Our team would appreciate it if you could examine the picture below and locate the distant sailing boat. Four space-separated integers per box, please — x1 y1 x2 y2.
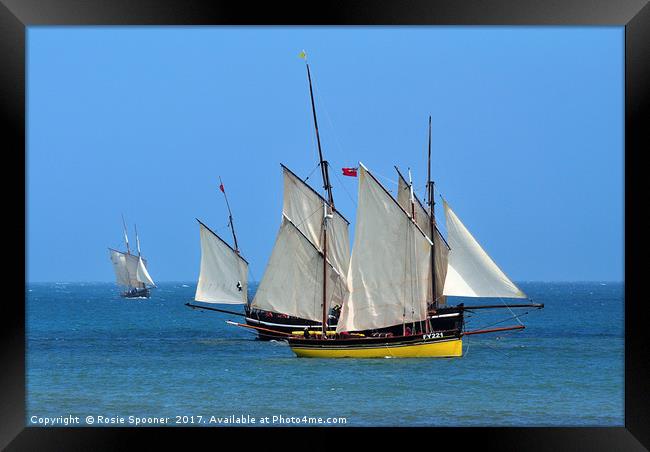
109 216 155 298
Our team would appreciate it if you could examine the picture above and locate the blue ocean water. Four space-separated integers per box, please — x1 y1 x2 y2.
26 281 623 427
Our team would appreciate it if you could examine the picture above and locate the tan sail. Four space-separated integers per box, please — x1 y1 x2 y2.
337 164 433 333
251 215 346 322
109 249 151 288
442 199 526 298
282 165 350 280
136 256 156 287
194 221 248 304
395 168 449 306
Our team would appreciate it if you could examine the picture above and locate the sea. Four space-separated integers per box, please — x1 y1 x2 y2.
26 281 623 427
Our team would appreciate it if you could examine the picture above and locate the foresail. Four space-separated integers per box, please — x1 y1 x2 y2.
251 215 347 322
282 165 350 279
136 256 156 287
337 164 432 333
195 221 248 304
442 200 526 299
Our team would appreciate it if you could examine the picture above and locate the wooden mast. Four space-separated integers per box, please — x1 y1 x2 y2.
303 53 332 337
219 176 240 254
121 214 131 255
427 116 436 331
134 224 141 256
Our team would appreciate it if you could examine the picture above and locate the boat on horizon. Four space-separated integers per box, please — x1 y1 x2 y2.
109 216 156 298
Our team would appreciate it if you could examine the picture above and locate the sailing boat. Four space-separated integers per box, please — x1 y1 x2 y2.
109 216 156 298
286 161 541 358
284 116 542 358
187 178 250 309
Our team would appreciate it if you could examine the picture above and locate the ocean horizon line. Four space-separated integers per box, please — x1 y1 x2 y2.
26 280 625 285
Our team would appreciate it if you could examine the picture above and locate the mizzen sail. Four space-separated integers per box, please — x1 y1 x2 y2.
195 221 248 304
442 200 526 299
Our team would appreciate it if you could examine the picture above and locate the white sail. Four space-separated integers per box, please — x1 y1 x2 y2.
442 200 526 298
251 215 346 322
282 165 350 280
110 249 131 287
337 164 433 333
396 169 450 306
136 256 156 287
109 249 148 288
195 221 248 305
396 172 431 238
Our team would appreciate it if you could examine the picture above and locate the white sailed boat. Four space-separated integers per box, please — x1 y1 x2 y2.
109 216 155 298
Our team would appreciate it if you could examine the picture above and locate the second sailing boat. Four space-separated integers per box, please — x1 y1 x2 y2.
109 216 156 298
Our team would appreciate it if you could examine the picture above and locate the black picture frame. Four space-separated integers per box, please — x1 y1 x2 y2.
3 0 647 449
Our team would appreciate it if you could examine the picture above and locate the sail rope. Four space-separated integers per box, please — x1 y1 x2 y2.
331 167 357 207
463 309 533 332
309 73 359 212
302 162 321 185
373 171 398 190
445 201 527 326
291 205 322 232
310 68 348 168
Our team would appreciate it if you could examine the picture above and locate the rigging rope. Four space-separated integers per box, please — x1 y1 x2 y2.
302 162 321 185
332 168 357 207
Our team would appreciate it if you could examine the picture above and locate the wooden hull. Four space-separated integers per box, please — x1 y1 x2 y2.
288 333 463 359
245 306 463 341
121 287 150 298
244 315 336 340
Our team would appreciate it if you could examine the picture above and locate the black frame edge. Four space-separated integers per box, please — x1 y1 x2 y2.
4 0 648 450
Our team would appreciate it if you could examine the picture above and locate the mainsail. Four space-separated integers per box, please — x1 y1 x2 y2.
109 249 153 288
195 221 248 304
337 164 433 333
396 168 450 306
251 215 346 322
442 199 526 298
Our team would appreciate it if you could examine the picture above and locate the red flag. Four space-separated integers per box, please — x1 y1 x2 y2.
219 183 225 193
342 167 358 177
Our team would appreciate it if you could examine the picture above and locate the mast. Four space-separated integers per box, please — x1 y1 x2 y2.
322 207 328 337
408 168 415 335
121 214 131 255
304 56 334 208
219 176 240 254
134 224 141 256
427 116 437 318
303 52 332 337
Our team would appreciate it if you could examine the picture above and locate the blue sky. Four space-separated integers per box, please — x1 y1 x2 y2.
27 26 623 282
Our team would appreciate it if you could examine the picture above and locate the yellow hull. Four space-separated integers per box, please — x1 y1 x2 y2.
291 338 463 359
